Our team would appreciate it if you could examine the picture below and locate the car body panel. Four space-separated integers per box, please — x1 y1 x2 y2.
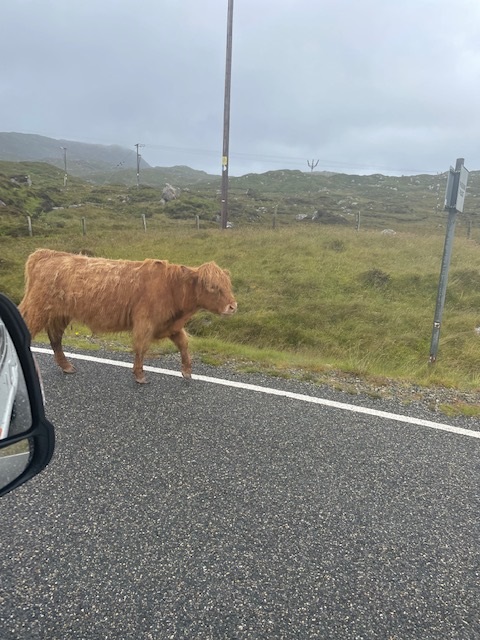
0 318 19 440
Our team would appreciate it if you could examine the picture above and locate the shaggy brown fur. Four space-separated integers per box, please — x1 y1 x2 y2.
19 248 237 383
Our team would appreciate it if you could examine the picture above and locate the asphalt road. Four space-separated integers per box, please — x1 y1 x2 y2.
1 348 479 639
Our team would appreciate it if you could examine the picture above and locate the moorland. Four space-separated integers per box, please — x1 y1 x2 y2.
2 158 480 416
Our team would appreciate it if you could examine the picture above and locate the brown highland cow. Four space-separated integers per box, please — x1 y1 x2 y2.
19 249 237 383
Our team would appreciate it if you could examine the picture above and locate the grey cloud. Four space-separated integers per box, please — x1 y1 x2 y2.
1 0 480 176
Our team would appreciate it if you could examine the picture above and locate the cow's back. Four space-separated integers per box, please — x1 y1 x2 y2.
19 249 166 333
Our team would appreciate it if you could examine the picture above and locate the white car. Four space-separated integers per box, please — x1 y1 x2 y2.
0 317 19 440
0 293 55 497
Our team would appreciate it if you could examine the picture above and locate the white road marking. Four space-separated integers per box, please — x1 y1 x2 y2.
32 347 480 440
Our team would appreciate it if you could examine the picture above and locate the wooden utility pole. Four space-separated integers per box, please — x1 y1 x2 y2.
60 146 67 187
220 0 234 229
135 143 145 188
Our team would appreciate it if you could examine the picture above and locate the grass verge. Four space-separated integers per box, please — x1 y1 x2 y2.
3 225 480 416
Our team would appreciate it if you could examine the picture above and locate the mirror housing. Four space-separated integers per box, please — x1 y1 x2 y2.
0 294 55 497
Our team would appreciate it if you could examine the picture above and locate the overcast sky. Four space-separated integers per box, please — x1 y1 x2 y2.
2 0 480 176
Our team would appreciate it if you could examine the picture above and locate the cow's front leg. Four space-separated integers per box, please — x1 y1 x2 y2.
169 329 192 379
133 352 148 383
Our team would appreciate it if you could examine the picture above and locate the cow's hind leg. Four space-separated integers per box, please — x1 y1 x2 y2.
18 301 48 340
169 329 192 379
132 325 154 384
47 318 76 374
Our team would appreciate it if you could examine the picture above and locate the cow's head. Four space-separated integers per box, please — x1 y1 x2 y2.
194 262 237 316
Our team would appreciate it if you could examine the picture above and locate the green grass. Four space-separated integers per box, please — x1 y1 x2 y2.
3 224 480 401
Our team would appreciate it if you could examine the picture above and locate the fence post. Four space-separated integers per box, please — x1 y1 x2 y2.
196 215 200 230
142 214 147 232
82 217 87 236
26 215 33 237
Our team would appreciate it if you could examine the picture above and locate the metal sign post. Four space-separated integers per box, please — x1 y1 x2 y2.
429 157 469 363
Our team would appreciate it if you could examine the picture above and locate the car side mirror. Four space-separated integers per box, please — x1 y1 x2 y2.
0 294 55 497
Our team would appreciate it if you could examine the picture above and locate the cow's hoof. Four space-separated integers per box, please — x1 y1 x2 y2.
182 371 192 380
62 364 76 374
135 376 149 384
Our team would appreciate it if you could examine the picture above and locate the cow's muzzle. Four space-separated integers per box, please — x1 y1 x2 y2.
222 302 237 315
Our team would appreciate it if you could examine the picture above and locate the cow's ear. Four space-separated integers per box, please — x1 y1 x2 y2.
181 265 197 282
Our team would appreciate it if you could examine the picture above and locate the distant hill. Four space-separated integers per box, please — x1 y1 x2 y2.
0 132 151 177
0 132 221 186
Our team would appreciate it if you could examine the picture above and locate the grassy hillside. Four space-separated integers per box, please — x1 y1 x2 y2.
2 132 479 236
98 166 480 236
87 165 218 188
2 159 480 413
2 156 480 236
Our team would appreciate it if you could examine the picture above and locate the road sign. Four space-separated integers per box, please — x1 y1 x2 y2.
444 163 469 212
455 165 469 212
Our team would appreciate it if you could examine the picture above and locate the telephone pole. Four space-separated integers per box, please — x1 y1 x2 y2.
220 0 234 229
135 143 145 188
